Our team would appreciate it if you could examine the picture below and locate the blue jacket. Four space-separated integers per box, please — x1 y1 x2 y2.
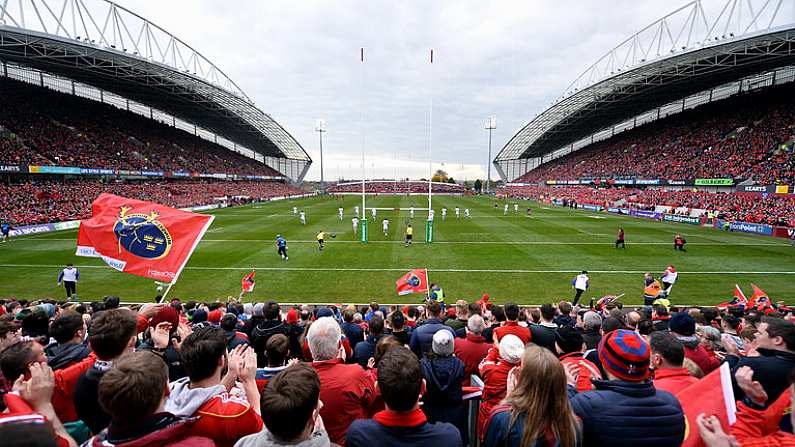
569 379 684 447
420 355 467 445
409 318 456 358
346 419 462 447
483 404 582 447
352 334 384 368
341 321 364 350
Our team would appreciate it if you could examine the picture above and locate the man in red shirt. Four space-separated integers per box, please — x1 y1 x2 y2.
164 327 262 447
649 332 697 395
453 314 490 386
0 337 96 424
308 316 375 445
492 303 532 345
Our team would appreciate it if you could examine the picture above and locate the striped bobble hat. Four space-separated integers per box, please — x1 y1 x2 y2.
598 329 650 382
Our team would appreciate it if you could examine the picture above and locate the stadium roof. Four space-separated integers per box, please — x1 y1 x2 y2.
0 0 310 165
497 0 795 166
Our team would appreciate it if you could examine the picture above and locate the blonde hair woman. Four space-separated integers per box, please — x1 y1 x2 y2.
482 344 581 447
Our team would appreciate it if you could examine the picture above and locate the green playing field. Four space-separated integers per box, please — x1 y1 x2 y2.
1 195 792 305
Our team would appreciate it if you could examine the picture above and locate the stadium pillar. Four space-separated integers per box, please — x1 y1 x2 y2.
315 120 326 192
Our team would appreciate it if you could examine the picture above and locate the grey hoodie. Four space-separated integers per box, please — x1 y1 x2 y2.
164 377 226 417
234 426 332 447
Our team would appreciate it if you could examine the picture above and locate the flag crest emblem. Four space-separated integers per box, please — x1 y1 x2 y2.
114 206 172 259
406 274 422 287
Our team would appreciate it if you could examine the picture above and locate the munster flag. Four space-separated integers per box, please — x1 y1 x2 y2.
677 362 736 447
748 284 772 310
396 269 429 296
76 193 214 283
242 271 256 292
717 284 747 310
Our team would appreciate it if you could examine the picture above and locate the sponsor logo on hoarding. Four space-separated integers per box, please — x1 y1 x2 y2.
546 180 557 185
0 165 21 172
79 168 115 175
663 214 700 225
9 223 56 237
171 172 191 177
739 185 769 192
613 179 635 185
141 171 164 177
29 165 82 175
607 207 630 214
729 221 773 235
775 185 790 194
635 179 660 185
695 178 733 186
581 204 603 211
631 210 661 219
666 180 688 185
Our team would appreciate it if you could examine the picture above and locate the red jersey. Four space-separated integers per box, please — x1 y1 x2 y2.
559 352 602 392
312 358 375 445
617 229 625 240
493 321 532 345
477 348 519 439
188 392 263 447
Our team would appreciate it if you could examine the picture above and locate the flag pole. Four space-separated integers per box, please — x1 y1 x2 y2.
159 215 214 303
360 47 366 220
425 268 431 302
427 49 433 212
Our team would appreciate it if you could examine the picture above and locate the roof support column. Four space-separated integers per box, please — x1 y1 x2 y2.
71 80 75 96
39 71 43 87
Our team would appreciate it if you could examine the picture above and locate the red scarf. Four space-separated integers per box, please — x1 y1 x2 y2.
373 407 427 427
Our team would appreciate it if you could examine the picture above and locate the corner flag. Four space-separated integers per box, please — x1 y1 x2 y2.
396 269 429 296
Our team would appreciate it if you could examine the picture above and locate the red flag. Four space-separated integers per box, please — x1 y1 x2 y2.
241 271 256 292
677 362 736 447
717 284 747 310
396 269 429 296
748 284 771 310
76 193 213 283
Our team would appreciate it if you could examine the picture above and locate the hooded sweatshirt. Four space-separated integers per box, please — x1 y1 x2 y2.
234 426 332 447
46 342 90 370
166 377 263 447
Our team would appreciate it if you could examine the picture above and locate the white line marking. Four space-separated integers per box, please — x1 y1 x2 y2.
6 239 787 246
0 264 792 274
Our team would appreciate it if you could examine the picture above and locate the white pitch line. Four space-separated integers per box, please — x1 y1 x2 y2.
5 238 788 246
0 264 793 274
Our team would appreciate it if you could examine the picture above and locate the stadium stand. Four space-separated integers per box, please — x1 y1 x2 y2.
502 185 795 226
512 82 795 186
328 180 464 194
0 78 282 177
0 297 792 446
1 180 304 226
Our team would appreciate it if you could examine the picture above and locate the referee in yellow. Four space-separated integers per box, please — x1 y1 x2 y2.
405 224 413 246
317 230 325 251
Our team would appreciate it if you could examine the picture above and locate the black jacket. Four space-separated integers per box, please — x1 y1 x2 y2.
74 363 112 434
727 348 795 407
46 342 91 371
569 379 685 447
251 319 289 366
341 321 364 350
530 323 557 353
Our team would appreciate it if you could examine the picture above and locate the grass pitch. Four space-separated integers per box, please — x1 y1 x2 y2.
1 195 793 305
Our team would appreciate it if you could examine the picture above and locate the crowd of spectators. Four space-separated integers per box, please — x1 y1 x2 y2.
328 181 463 194
503 185 795 226
514 82 795 185
1 180 304 226
0 78 282 177
0 294 792 447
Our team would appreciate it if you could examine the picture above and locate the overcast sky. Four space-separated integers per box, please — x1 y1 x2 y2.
119 0 680 181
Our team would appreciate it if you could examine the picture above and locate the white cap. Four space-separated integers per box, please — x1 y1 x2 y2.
499 334 525 364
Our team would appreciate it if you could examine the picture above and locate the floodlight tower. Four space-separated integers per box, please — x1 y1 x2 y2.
485 116 497 193
314 119 326 191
